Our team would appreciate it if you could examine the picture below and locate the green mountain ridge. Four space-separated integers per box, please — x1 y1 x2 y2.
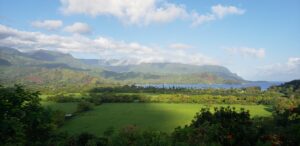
105 63 243 82
0 58 11 66
0 47 89 69
0 47 245 89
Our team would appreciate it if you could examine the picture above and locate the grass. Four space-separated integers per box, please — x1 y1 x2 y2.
52 103 272 136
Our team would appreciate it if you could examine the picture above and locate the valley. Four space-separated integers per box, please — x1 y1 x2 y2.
1 1 299 145
0 47 245 92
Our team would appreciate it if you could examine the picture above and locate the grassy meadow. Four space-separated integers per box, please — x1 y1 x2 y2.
43 102 272 136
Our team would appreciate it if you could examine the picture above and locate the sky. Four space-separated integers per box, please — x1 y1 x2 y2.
0 0 299 81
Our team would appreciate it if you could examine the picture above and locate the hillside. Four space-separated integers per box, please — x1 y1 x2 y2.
0 46 89 69
104 63 243 82
0 58 11 66
269 80 300 98
0 47 245 89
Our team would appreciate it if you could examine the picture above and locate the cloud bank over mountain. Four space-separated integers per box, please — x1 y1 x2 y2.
0 24 217 65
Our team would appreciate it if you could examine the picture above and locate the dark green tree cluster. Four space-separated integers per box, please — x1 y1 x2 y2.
88 93 143 103
86 92 280 105
172 107 258 146
0 85 57 146
76 101 94 113
86 85 283 105
171 106 300 146
269 80 300 99
47 94 82 102
89 85 267 95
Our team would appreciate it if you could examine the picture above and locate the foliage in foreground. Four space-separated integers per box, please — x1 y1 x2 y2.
172 107 257 146
0 85 57 146
1 85 300 146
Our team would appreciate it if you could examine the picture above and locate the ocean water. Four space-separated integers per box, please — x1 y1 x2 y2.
137 82 283 90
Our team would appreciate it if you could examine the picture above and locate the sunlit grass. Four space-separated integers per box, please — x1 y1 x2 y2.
49 103 272 136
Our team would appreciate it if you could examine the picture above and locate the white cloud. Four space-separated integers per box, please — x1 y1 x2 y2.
31 20 63 30
287 57 300 68
64 22 91 34
60 0 244 26
192 13 216 26
169 43 193 50
60 0 187 25
0 24 217 65
211 4 245 18
226 47 265 58
253 57 300 81
192 4 245 26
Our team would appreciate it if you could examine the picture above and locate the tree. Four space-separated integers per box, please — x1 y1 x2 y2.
0 85 56 146
272 105 300 146
172 107 258 146
77 101 94 113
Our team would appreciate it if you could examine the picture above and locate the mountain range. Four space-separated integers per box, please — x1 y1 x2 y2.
0 47 245 89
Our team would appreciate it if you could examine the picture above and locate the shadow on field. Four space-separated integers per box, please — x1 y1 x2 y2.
59 86 273 136
61 102 200 136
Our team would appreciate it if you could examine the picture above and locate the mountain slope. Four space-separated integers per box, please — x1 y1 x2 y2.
0 47 245 86
104 63 244 82
106 63 228 74
0 58 11 66
0 46 89 69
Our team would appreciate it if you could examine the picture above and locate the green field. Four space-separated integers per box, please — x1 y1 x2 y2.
45 103 272 136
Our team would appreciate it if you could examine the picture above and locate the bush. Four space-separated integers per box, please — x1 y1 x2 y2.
65 132 108 146
77 101 94 113
89 93 145 103
172 107 258 146
51 110 65 127
0 85 56 146
47 94 80 102
111 125 170 146
271 105 300 146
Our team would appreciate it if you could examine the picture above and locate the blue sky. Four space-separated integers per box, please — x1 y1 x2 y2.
0 0 299 81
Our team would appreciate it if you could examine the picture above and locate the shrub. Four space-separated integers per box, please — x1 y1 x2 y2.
111 125 170 146
0 85 56 146
47 94 80 102
65 132 108 146
172 107 258 146
51 110 65 127
76 101 94 113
